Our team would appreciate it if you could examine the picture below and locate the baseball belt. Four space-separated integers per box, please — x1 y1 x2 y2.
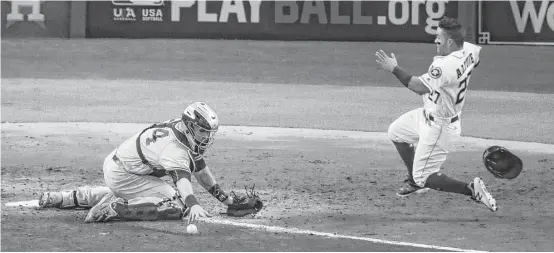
423 110 459 124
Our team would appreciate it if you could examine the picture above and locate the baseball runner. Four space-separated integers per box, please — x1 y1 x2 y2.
38 102 263 222
375 17 498 211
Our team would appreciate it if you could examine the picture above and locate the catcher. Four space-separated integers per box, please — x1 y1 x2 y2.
38 102 263 223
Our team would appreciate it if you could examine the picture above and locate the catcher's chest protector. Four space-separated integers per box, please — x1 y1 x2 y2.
482 146 523 179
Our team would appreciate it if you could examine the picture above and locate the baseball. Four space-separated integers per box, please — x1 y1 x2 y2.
186 224 198 234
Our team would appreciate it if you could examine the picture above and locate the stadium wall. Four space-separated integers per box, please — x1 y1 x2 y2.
1 1 71 38
476 0 554 45
85 1 458 42
2 0 554 46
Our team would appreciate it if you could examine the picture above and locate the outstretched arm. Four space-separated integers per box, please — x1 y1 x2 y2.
193 166 234 206
375 50 431 95
168 170 212 223
194 166 265 217
391 66 431 95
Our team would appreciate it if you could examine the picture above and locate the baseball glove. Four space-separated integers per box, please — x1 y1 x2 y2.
224 184 264 217
483 146 523 180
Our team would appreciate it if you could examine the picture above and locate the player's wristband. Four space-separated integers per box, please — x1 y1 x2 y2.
208 184 229 203
184 194 200 208
392 66 412 88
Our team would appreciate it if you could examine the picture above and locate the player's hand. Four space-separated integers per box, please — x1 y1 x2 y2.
375 50 398 72
187 205 212 223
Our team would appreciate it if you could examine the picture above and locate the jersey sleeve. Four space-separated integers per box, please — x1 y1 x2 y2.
463 42 482 68
473 45 482 68
418 60 453 90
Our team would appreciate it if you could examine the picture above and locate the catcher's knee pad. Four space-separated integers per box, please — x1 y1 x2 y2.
111 198 184 221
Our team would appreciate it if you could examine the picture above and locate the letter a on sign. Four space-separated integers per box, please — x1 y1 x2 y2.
6 0 45 29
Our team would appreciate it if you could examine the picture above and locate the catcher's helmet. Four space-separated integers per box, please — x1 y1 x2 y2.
482 146 523 180
181 102 219 155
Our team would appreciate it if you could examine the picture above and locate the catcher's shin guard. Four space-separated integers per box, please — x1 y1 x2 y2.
39 186 111 209
110 198 185 221
39 190 80 209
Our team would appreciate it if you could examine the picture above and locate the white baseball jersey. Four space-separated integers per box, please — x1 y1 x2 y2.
114 118 205 176
418 42 482 118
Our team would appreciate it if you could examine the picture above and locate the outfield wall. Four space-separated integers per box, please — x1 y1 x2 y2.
1 1 71 38
477 0 554 45
1 0 553 45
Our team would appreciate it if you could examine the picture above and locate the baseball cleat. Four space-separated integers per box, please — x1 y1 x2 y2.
396 180 430 197
470 177 498 212
38 192 63 208
84 194 122 223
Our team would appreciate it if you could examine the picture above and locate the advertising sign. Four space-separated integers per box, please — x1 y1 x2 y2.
87 0 458 42
478 0 554 45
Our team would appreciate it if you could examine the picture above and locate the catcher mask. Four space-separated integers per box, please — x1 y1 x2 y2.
182 102 219 155
482 146 523 180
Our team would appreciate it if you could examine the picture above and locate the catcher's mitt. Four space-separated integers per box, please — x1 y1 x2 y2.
483 146 523 179
224 184 264 217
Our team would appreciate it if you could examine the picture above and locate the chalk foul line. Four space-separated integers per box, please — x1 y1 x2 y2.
4 200 39 207
200 218 486 252
5 200 486 252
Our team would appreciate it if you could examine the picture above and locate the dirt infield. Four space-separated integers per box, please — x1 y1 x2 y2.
2 123 554 251
3 78 554 144
2 39 554 251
